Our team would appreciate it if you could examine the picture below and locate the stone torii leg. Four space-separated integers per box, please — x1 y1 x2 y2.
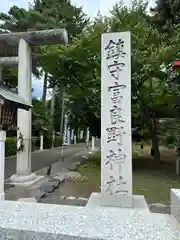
0 66 2 82
0 65 5 199
11 39 36 183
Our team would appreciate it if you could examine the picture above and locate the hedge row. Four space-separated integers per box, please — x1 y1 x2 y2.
5 136 62 157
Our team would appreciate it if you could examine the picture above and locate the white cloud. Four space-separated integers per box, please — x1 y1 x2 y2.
98 0 131 16
71 0 156 18
71 0 131 18
32 73 52 100
1 0 119 18
1 0 32 13
2 0 156 15
32 76 43 98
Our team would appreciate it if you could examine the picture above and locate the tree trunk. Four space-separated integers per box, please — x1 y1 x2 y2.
51 87 56 148
60 89 65 138
151 116 160 162
151 133 160 162
42 72 48 104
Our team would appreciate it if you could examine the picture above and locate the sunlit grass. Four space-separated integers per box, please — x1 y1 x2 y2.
76 146 180 204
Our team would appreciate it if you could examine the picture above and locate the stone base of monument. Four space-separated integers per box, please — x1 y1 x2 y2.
10 174 44 187
171 188 180 223
86 192 150 212
0 193 4 200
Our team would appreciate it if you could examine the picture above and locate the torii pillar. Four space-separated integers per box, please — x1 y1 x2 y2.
0 29 68 184
0 66 2 82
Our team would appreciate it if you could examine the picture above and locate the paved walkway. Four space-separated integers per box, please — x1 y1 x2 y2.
5 146 89 201
5 143 87 180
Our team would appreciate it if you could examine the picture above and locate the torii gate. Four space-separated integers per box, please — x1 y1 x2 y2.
0 29 68 185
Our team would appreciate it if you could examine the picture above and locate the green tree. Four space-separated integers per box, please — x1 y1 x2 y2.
42 1 180 160
31 0 89 40
32 98 52 133
150 0 180 32
0 0 88 99
0 0 89 135
107 1 180 161
40 17 108 137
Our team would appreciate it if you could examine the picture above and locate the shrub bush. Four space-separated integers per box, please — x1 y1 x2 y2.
5 137 40 157
69 138 85 144
5 136 62 157
54 137 62 147
32 137 39 151
77 138 85 143
43 136 52 149
5 137 16 157
88 151 101 167
43 136 62 149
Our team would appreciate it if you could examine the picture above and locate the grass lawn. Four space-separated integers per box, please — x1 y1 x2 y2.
133 168 180 204
76 146 180 204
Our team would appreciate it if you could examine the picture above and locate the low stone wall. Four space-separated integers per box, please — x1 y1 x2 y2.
171 189 180 223
0 200 180 239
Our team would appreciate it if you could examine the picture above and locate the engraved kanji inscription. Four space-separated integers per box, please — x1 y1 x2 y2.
105 149 126 170
119 175 127 185
110 106 125 124
105 39 126 60
108 61 125 81
106 127 126 143
108 82 126 91
105 38 126 80
108 83 126 105
105 175 128 195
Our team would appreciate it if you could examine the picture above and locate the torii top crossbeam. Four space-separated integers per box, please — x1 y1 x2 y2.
0 29 68 56
0 57 18 67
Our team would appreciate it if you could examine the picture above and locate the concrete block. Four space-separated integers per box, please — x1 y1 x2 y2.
0 201 179 239
171 189 180 223
100 192 133 208
18 197 37 203
10 175 44 187
86 192 150 213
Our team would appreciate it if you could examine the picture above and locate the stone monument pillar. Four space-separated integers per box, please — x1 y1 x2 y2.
40 134 44 151
87 32 149 211
100 32 132 207
0 130 6 200
86 127 90 147
80 130 83 139
63 114 70 145
71 129 74 142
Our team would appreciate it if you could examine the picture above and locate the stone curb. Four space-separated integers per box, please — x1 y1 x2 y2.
60 196 89 203
148 203 170 213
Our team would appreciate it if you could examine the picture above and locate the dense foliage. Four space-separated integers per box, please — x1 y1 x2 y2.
1 0 180 159
5 136 62 157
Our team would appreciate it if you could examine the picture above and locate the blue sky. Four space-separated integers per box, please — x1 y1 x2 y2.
2 0 155 98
